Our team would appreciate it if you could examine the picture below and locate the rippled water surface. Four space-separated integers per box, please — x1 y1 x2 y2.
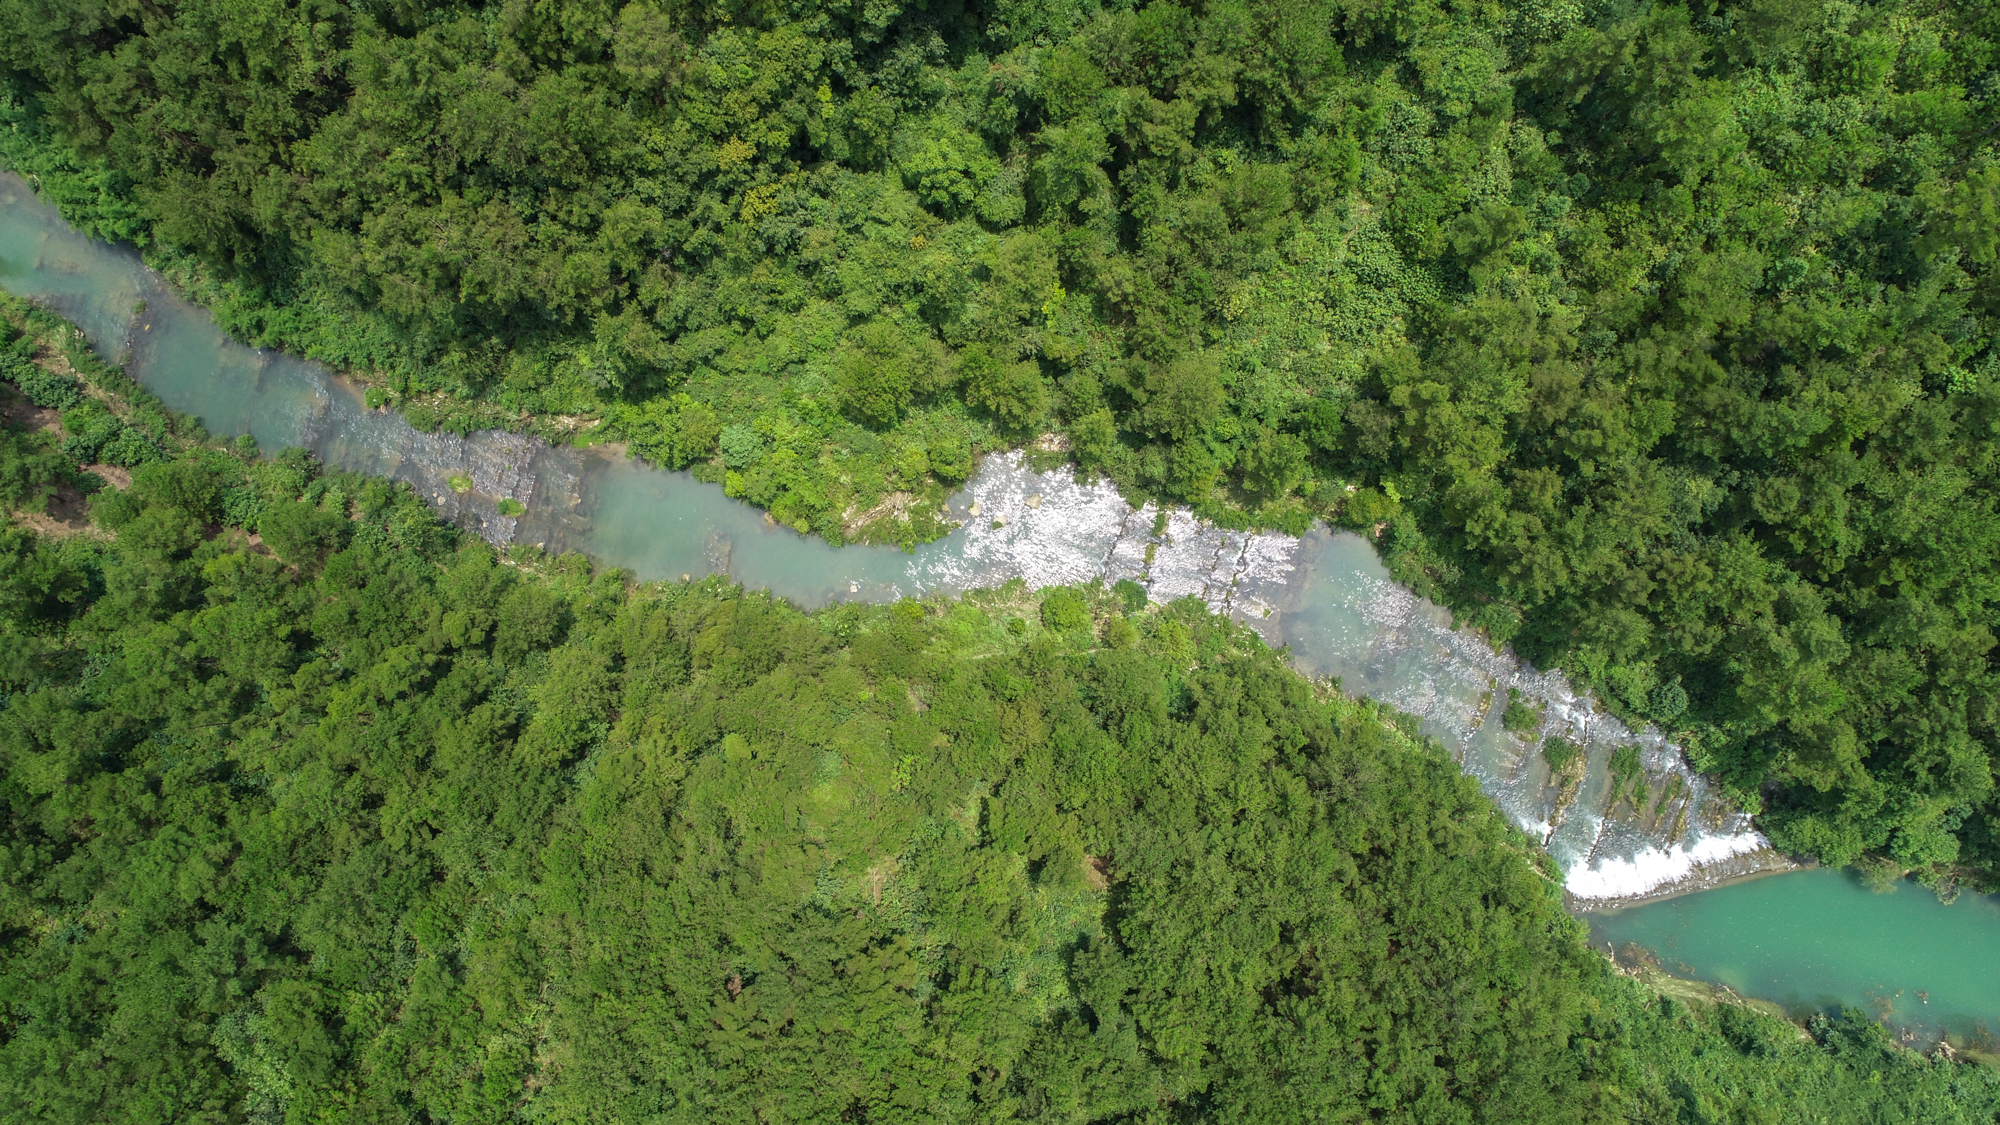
0 171 1810 910
1592 868 2000 1042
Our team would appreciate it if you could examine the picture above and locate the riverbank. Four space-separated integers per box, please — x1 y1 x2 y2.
0 160 1793 916
8 250 2000 1061
1590 866 2000 1054
0 168 1771 907
1606 946 2000 1068
134 202 1338 553
10 353 1995 1119
1595 945 2000 1067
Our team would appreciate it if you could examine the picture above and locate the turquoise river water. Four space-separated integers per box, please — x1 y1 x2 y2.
1 171 1994 1045
1591 869 2000 1047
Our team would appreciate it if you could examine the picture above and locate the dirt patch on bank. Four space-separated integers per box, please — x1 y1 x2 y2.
9 477 111 540
1083 855 1113 891
864 858 898 905
841 491 913 536
1 392 58 433
82 463 130 490
1 372 126 540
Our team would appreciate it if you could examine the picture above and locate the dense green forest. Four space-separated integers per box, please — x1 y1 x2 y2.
3 328 1998 1122
4 0 2000 892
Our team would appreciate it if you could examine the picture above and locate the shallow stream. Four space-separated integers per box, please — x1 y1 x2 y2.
3 170 1993 1042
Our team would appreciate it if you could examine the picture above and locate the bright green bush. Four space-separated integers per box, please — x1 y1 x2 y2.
1543 736 1583 775
1039 585 1092 632
1503 689 1543 735
4 357 81 410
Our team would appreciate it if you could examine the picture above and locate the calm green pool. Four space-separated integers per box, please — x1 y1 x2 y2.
1588 868 2000 1042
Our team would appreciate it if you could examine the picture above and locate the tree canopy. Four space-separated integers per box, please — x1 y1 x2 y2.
5 0 2000 882
5 338 1998 1122
3 0 2000 876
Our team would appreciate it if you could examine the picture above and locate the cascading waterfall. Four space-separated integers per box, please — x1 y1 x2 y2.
0 171 1779 903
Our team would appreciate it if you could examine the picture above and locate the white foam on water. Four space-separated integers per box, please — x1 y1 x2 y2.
1264 530 1777 902
910 453 1308 613
1101 506 1155 585
1229 532 1302 617
911 451 1135 592
1563 828 1771 900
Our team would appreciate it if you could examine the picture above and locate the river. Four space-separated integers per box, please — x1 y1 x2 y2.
1591 868 2000 1049
1 170 1992 1044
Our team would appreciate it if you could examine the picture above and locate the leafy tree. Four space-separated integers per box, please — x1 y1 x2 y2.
837 321 925 429
1039 585 1092 631
259 499 348 567
962 346 1049 433
1132 355 1225 444
1238 427 1309 496
0 428 69 512
622 393 719 470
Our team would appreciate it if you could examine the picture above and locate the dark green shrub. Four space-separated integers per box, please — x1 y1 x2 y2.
10 362 83 410
259 498 349 566
1113 578 1147 614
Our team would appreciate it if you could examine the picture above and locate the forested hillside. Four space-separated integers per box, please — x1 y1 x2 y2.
4 0 2000 987
4 335 1998 1123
